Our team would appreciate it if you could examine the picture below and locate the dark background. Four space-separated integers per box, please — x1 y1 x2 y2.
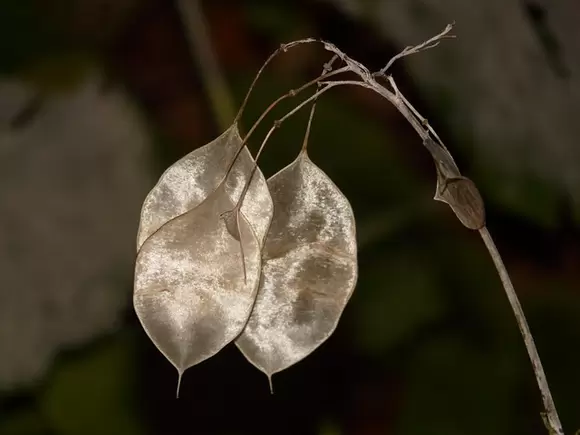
1 1 579 434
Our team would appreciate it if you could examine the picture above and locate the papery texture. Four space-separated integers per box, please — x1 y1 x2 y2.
134 123 274 382
134 181 262 375
424 137 486 230
436 175 486 230
236 151 357 381
136 123 272 249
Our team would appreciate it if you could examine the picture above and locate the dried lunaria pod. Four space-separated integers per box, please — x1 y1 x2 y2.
136 123 272 249
236 102 357 391
134 122 272 395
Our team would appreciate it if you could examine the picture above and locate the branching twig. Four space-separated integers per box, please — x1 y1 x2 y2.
377 23 455 75
230 57 344 213
224 66 350 178
234 38 318 123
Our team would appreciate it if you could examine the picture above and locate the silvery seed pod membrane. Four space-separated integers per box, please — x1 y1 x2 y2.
134 182 262 394
133 123 273 395
136 123 273 250
236 149 358 390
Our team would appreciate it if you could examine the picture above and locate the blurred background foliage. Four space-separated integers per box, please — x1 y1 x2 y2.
0 0 579 434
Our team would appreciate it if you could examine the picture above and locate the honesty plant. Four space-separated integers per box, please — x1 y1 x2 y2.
133 24 564 435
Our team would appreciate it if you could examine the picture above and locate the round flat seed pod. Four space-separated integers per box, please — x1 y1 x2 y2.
134 182 262 394
236 151 358 388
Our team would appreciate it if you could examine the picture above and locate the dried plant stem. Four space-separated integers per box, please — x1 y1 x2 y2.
237 80 352 184
317 25 564 434
479 227 564 435
378 23 455 75
301 93 318 153
176 0 235 131
224 66 349 179
230 59 345 211
239 67 348 148
301 56 337 152
229 74 350 219
234 38 317 123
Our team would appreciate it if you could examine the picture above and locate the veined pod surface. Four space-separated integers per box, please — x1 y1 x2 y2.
236 150 358 388
133 123 272 395
136 123 273 250
134 181 262 392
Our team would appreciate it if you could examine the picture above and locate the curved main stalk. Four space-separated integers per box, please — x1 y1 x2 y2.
479 228 564 435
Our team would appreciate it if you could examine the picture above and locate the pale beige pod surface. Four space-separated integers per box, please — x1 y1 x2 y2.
236 150 358 385
134 181 262 384
136 123 273 250
133 123 272 393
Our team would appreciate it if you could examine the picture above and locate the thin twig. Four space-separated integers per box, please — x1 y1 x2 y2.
222 59 347 284
240 67 348 150
301 55 338 153
234 38 318 123
301 99 317 153
377 23 455 75
176 0 235 131
230 60 347 211
479 227 564 435
385 75 449 153
224 66 349 178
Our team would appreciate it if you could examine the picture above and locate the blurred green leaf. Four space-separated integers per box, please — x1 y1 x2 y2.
244 1 304 41
19 52 96 93
319 419 342 435
430 233 519 341
351 248 447 355
396 334 520 435
0 409 47 435
40 333 144 435
525 288 580 431
482 170 562 229
0 0 95 93
0 0 57 75
0 0 75 77
309 95 423 204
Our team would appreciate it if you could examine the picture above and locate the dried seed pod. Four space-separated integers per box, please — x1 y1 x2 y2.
424 137 486 230
136 123 272 249
133 123 273 395
435 174 486 230
236 150 358 389
134 181 262 394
